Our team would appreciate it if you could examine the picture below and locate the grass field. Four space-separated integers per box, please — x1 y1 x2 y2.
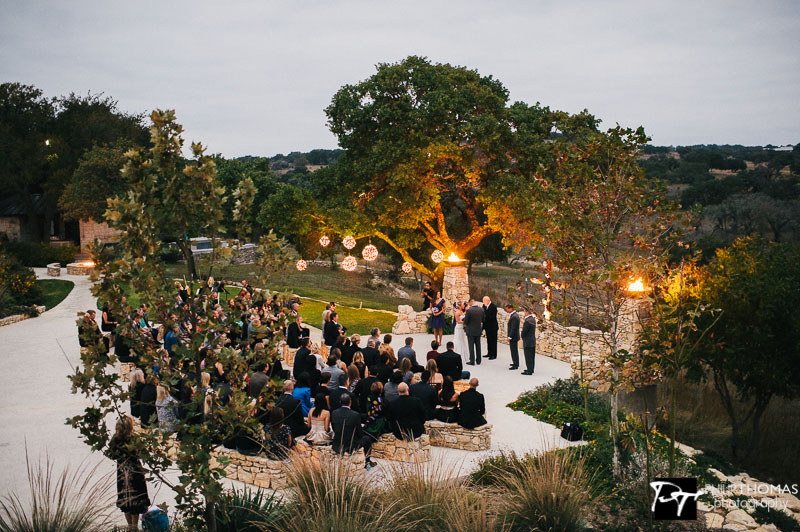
36 279 74 310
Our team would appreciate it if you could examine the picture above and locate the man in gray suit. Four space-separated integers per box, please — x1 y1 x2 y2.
521 307 537 375
462 298 485 365
505 304 520 370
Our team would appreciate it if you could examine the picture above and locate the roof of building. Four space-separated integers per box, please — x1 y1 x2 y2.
0 194 46 217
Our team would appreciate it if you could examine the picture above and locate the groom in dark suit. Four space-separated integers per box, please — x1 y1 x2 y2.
462 299 485 365
505 304 520 370
482 296 498 360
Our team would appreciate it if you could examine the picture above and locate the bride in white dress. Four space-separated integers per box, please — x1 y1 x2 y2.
452 297 469 361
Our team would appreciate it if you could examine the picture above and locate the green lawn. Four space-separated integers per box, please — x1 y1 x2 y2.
297 299 396 336
36 279 74 310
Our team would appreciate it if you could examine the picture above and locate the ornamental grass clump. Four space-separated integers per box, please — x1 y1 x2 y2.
0 452 116 532
500 449 595 532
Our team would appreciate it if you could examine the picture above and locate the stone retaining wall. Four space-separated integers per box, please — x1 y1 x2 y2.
424 420 491 451
370 433 431 463
392 305 431 335
0 305 46 327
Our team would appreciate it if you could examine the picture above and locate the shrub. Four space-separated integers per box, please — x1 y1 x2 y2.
0 241 78 267
472 450 539 487
214 486 283 532
0 453 115 532
0 251 42 317
499 449 595 532
752 505 800 532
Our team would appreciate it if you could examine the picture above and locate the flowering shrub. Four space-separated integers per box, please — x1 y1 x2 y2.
0 251 41 317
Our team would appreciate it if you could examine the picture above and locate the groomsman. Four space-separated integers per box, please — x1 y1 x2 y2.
482 296 498 360
463 299 485 365
505 304 520 370
521 308 537 375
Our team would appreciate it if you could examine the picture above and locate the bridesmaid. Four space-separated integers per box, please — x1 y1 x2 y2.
429 291 446 345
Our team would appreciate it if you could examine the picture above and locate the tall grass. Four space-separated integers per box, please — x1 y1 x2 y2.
0 452 116 532
215 486 283 532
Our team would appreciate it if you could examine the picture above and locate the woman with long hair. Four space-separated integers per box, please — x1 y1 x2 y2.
379 343 398 367
399 357 414 386
304 392 334 445
352 351 366 379
452 296 469 362
436 376 460 423
429 291 446 345
108 416 151 532
347 364 361 393
426 359 444 391
265 406 293 459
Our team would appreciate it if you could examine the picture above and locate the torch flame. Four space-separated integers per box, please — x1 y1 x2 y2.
80 261 95 267
446 252 462 263
627 278 647 293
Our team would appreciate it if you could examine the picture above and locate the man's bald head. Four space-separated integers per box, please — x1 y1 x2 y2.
398 382 409 395
469 378 479 388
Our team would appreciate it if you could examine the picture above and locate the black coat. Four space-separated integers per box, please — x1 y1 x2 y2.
376 363 393 384
409 382 438 421
458 388 487 429
286 323 308 349
331 406 363 454
323 320 342 346
139 383 158 427
361 347 380 368
385 395 427 440
437 350 464 381
274 393 309 437
522 315 537 348
482 302 498 332
507 311 521 342
292 346 312 378
354 376 377 413
329 386 357 412
463 305 485 337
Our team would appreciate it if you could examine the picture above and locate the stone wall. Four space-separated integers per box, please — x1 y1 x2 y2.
424 420 491 451
370 433 431 463
230 246 257 265
0 217 22 240
392 305 431 335
442 266 469 315
0 305 46 327
79 218 120 254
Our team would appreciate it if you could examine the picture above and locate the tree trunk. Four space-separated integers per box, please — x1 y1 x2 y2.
178 239 198 280
610 365 621 479
205 498 217 532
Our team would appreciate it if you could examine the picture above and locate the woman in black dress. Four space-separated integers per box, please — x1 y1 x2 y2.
265 407 293 460
108 416 150 532
435 377 460 423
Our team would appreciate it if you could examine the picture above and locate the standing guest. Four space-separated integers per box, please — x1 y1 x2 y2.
410 370 438 421
462 299 485 366
361 338 381 368
398 337 424 372
155 385 179 433
101 303 118 346
304 392 334 445
383 370 403 403
429 291 446 345
292 373 313 416
139 376 158 427
437 342 470 381
362 382 388 464
458 378 487 429
385 383 427 440
78 310 108 354
275 380 310 438
265 407 294 460
435 377 460 423
426 340 440 362
482 296 499 360
521 308 537 375
129 369 145 419
505 304 521 370
322 302 335 331
108 416 150 532
421 281 435 310
323 312 343 348
426 359 444 390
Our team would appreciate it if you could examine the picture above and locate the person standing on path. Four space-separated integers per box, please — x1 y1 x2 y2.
429 291 446 346
521 308 537 375
463 299 485 366
482 296 498 360
505 304 520 370
108 416 151 532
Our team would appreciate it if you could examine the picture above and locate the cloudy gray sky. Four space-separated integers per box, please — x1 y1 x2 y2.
2 1 798 157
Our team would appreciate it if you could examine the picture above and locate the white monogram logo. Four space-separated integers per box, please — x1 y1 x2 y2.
650 481 702 517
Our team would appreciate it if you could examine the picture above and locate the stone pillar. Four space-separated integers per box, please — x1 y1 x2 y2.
442 265 469 314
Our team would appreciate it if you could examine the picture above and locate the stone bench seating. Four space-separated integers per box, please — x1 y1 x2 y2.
424 420 492 451
369 433 431 463
46 263 61 276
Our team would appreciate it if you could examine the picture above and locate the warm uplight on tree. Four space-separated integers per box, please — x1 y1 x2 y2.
342 236 356 250
296 259 307 271
342 255 357 271
401 261 412 274
431 250 444 263
627 278 648 293
319 235 330 247
362 244 378 261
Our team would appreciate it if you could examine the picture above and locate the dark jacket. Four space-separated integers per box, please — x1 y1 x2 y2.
458 388 487 429
139 383 158 427
521 315 536 348
482 302 498 332
274 393 309 437
463 305 485 337
437 350 464 381
507 311 521 342
329 386 357 412
409 382 438 420
354 376 377 414
376 363 393 384
323 320 342 346
286 323 308 349
385 395 427 440
361 347 380 368
292 346 312 378
331 406 363 454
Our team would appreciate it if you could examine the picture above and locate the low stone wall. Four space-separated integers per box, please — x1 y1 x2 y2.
0 305 46 327
392 305 431 335
370 433 431 463
424 420 491 451
47 263 61 276
537 320 608 363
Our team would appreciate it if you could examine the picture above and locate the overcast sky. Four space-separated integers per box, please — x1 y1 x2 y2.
2 1 798 157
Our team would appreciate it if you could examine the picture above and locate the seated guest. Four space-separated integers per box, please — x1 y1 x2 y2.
156 385 179 433
164 323 182 356
361 338 381 367
426 359 444 391
399 357 414 386
347 364 361 394
330 394 374 468
236 406 265 456
382 333 392 348
248 363 269 399
352 351 367 379
344 334 362 368
325 355 345 390
435 377 460 423
458 378 487 429
330 373 356 411
397 337 425 372
286 315 309 349
292 373 313 416
385 383 427 440
78 310 109 354
313 373 332 409
129 368 145 419
437 342 470 381
265 407 294 460
426 340 440 362
376 353 394 384
380 344 398 367
384 370 403 403
409 370 438 421
304 393 334 445
353 366 378 414
368 328 381 349
274 380 310 438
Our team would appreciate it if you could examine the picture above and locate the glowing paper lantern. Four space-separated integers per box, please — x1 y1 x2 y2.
341 255 357 271
296 259 307 271
362 244 378 261
401 261 413 274
431 250 444 263
319 235 330 247
342 236 356 250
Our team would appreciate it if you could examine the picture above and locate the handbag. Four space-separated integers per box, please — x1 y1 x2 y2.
560 422 584 442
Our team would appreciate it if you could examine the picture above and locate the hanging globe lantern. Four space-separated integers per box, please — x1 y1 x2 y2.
431 250 444 263
401 261 413 274
296 259 307 271
319 235 330 247
362 244 378 261
341 255 357 271
342 235 356 250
